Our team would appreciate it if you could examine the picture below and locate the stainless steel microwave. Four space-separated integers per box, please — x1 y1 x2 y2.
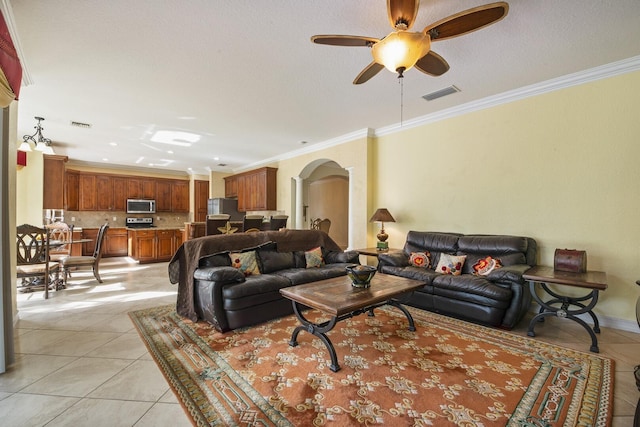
126 199 156 214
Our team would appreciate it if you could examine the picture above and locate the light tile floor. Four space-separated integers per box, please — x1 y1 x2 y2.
1 257 639 426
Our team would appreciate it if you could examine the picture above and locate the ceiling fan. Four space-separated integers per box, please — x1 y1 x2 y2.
311 0 509 84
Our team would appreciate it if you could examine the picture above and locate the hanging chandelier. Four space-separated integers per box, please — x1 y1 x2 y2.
20 116 55 154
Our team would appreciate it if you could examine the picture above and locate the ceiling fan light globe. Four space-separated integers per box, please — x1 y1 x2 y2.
372 31 430 74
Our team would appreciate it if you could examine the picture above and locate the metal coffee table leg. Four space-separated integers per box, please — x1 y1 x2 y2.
289 301 341 372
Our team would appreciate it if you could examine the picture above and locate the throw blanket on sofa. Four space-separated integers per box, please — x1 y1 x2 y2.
169 229 342 321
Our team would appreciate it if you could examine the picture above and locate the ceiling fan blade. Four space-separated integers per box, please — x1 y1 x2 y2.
414 51 450 76
387 0 419 30
423 2 508 41
311 35 380 47
353 62 385 85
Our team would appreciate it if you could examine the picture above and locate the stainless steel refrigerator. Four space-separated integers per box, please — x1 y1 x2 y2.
207 198 243 221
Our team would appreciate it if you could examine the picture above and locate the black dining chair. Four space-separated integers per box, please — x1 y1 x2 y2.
269 215 288 230
206 214 231 235
16 224 61 299
242 215 264 232
60 223 109 285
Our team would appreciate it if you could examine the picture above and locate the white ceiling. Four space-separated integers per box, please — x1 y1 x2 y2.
9 0 640 176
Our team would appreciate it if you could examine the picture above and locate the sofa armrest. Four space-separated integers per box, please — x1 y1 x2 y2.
194 266 245 284
378 252 409 268
325 250 360 264
193 266 246 332
486 264 530 284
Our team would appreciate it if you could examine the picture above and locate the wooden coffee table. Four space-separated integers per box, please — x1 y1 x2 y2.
280 273 423 372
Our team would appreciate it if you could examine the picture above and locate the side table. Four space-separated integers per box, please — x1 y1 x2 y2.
523 265 607 353
354 247 400 267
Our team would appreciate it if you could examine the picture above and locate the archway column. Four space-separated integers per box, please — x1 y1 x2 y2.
294 176 304 229
345 167 355 250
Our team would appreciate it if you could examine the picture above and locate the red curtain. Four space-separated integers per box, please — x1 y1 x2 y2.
0 10 22 101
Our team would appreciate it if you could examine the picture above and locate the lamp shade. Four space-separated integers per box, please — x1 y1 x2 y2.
369 208 396 223
371 31 431 74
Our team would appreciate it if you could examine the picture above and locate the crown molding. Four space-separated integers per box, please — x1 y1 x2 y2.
374 55 640 138
235 127 373 174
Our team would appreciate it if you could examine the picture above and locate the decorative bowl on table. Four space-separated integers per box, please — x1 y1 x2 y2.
346 265 377 288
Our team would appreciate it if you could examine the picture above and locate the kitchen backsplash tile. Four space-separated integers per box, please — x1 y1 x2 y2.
66 211 189 229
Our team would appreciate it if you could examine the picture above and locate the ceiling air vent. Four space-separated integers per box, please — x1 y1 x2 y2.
70 121 92 128
422 85 460 101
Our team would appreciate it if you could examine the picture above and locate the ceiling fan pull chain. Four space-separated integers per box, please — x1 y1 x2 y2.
399 73 404 126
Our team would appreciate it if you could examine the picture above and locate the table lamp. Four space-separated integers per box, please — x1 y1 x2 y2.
369 208 396 251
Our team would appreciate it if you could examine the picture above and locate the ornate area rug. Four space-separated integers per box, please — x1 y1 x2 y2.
129 305 613 426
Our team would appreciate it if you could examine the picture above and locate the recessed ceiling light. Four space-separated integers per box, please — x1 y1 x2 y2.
135 157 144 164
109 142 118 146
167 150 174 154
178 116 196 120
213 156 219 161
102 158 108 161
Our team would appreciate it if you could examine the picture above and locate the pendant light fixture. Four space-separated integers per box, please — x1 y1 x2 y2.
22 116 55 154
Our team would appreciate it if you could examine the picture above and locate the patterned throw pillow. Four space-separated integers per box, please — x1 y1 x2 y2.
472 256 502 276
435 254 467 276
409 252 431 269
305 246 324 268
229 251 260 276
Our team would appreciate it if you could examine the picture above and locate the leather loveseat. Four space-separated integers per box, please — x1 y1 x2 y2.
169 229 359 332
377 231 537 329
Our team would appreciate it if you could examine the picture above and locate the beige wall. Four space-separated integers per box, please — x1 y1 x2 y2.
370 71 640 324
16 150 44 226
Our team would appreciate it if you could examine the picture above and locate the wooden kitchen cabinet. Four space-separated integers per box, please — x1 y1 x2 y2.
224 175 238 198
66 171 189 213
229 167 277 212
79 174 97 211
43 155 68 209
82 227 127 257
128 229 157 263
128 228 183 263
171 180 189 212
156 229 175 261
112 177 127 211
96 175 114 210
155 179 172 211
127 177 155 199
65 170 79 211
104 227 128 257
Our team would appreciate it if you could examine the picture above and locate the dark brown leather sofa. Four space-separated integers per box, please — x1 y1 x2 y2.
377 231 537 329
169 229 359 332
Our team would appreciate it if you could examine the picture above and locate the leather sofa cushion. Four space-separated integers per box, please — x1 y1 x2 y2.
275 264 352 285
222 274 291 302
258 249 296 273
456 235 529 274
457 235 529 254
325 250 360 264
432 274 512 302
198 252 231 268
379 265 439 286
194 266 244 283
404 231 461 255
